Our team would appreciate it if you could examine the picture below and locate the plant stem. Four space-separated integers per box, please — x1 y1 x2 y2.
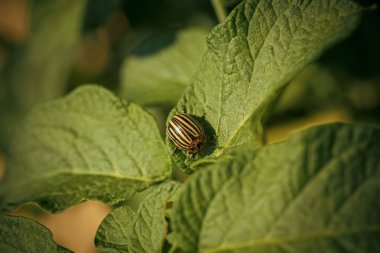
211 0 227 23
168 246 179 253
258 119 267 146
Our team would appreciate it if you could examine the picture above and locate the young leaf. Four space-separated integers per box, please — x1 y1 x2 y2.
0 215 72 253
95 181 181 253
168 0 364 172
169 123 380 252
0 85 171 213
95 206 136 253
0 0 87 152
120 27 209 106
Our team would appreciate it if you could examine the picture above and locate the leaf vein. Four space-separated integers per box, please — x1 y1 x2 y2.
202 226 380 253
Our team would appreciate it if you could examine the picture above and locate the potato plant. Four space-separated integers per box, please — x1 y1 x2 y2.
0 0 379 252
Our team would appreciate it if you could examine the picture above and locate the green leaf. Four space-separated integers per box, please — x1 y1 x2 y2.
95 206 136 253
95 181 181 253
120 27 209 106
169 123 380 252
0 0 87 152
0 85 171 213
168 0 364 172
0 215 72 253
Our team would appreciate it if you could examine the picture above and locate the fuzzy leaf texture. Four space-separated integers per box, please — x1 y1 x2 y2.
0 215 72 253
0 85 171 213
96 206 136 253
120 27 209 106
169 123 380 252
168 0 364 172
0 0 87 152
96 181 181 253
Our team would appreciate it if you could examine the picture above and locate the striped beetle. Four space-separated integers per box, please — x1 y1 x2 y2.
167 113 207 156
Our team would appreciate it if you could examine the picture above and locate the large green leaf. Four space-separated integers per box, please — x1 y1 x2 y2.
168 0 364 173
120 27 209 106
0 0 87 152
0 85 171 213
0 215 72 253
95 181 181 253
169 123 380 252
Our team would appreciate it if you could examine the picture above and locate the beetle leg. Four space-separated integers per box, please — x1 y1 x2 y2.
171 146 177 155
182 105 187 114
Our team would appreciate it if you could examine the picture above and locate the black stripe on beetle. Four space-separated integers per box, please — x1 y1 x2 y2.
167 114 207 154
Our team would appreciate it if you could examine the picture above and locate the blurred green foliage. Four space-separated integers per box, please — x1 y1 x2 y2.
1 0 378 154
270 9 380 125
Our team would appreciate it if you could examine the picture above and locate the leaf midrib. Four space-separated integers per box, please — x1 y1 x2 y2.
201 225 380 253
210 2 363 160
25 171 170 184
198 133 373 252
215 1 294 150
26 122 168 177
3 171 169 200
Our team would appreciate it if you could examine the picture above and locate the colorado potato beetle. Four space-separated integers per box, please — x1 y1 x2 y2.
167 114 207 155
